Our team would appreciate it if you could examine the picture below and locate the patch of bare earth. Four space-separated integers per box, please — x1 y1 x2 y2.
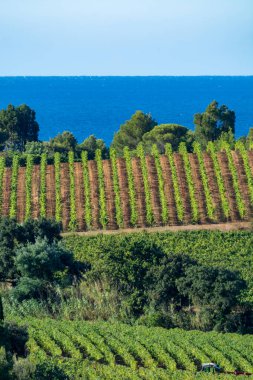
132 157 146 227
160 155 179 225
32 165 40 219
88 160 100 229
74 162 85 231
103 159 117 230
117 158 131 228
146 155 162 226
16 167 26 223
46 164 55 219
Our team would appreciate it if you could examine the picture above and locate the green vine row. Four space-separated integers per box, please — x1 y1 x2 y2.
110 148 124 228
81 151 92 229
25 154 34 221
39 153 47 218
178 142 199 223
123 146 138 226
151 144 168 224
0 156 5 215
165 143 184 223
235 141 253 206
137 143 154 226
68 151 77 231
95 149 108 229
9 155 19 219
54 152 62 223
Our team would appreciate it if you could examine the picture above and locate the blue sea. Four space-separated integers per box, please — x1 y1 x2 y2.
0 76 252 145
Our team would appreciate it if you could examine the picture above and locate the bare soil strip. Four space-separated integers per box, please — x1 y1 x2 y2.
103 159 117 230
88 160 100 229
60 163 70 231
16 167 26 223
46 164 55 219
74 162 85 231
62 221 252 237
159 155 178 225
32 165 40 219
2 167 12 217
132 157 146 227
232 152 252 218
117 158 131 228
146 155 162 226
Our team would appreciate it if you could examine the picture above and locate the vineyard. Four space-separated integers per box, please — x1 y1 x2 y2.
0 142 253 231
10 318 253 379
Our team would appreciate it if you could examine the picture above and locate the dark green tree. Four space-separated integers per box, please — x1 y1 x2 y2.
49 131 77 154
78 135 108 159
111 111 157 155
142 124 194 153
194 100 235 149
0 104 39 151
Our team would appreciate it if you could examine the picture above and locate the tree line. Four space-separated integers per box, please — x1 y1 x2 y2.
0 102 252 162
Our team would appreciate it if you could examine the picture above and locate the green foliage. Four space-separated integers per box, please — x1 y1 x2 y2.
143 124 194 153
207 142 230 219
178 142 199 223
151 144 168 224
235 141 253 205
111 111 157 155
123 147 138 226
39 153 47 218
78 135 108 160
193 142 215 221
110 148 123 228
9 155 19 219
194 100 235 149
68 151 77 231
81 151 92 229
165 143 184 222
137 143 154 225
54 153 61 223
221 142 246 219
49 131 77 155
25 155 34 221
0 104 39 151
0 156 5 215
95 149 108 229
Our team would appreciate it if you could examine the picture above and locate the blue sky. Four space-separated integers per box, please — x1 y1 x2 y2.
0 0 252 75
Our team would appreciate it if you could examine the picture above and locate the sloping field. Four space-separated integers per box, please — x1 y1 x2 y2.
0 143 252 232
11 318 253 379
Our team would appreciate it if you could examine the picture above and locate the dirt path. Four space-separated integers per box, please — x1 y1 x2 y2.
62 221 252 237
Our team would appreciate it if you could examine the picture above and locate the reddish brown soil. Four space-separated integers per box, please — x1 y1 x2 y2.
2 167 11 217
60 163 70 231
117 158 131 228
145 155 162 226
16 167 26 223
131 157 146 227
217 152 239 221
159 155 178 225
88 160 100 229
173 153 192 224
74 163 85 231
31 165 40 219
203 152 223 221
46 164 55 219
102 160 117 230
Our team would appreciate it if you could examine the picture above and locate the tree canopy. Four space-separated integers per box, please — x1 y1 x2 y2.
0 104 39 151
111 111 157 155
78 135 108 159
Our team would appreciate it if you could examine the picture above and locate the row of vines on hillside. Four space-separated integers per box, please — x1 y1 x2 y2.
0 156 5 214
193 142 215 221
110 148 123 228
207 142 230 219
9 155 19 219
81 151 92 229
95 149 108 229
151 144 168 224
68 151 77 231
54 152 62 223
235 141 253 206
178 142 199 223
123 147 138 226
25 154 34 221
221 142 246 219
39 153 47 218
137 143 154 226
165 143 184 223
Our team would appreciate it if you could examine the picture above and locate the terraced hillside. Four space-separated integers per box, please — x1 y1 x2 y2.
11 318 253 379
0 142 252 231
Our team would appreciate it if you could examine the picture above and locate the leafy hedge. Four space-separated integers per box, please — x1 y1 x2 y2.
123 146 138 226
81 151 92 229
137 143 154 226
39 153 47 218
95 149 108 229
68 151 77 231
9 155 19 219
193 142 215 221
221 142 246 219
110 148 123 228
25 154 34 221
207 142 230 219
178 143 199 223
165 143 184 223
151 144 168 224
54 152 62 223
0 156 5 214
235 141 253 206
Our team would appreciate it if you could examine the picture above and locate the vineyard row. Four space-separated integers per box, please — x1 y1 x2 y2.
0 143 252 231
